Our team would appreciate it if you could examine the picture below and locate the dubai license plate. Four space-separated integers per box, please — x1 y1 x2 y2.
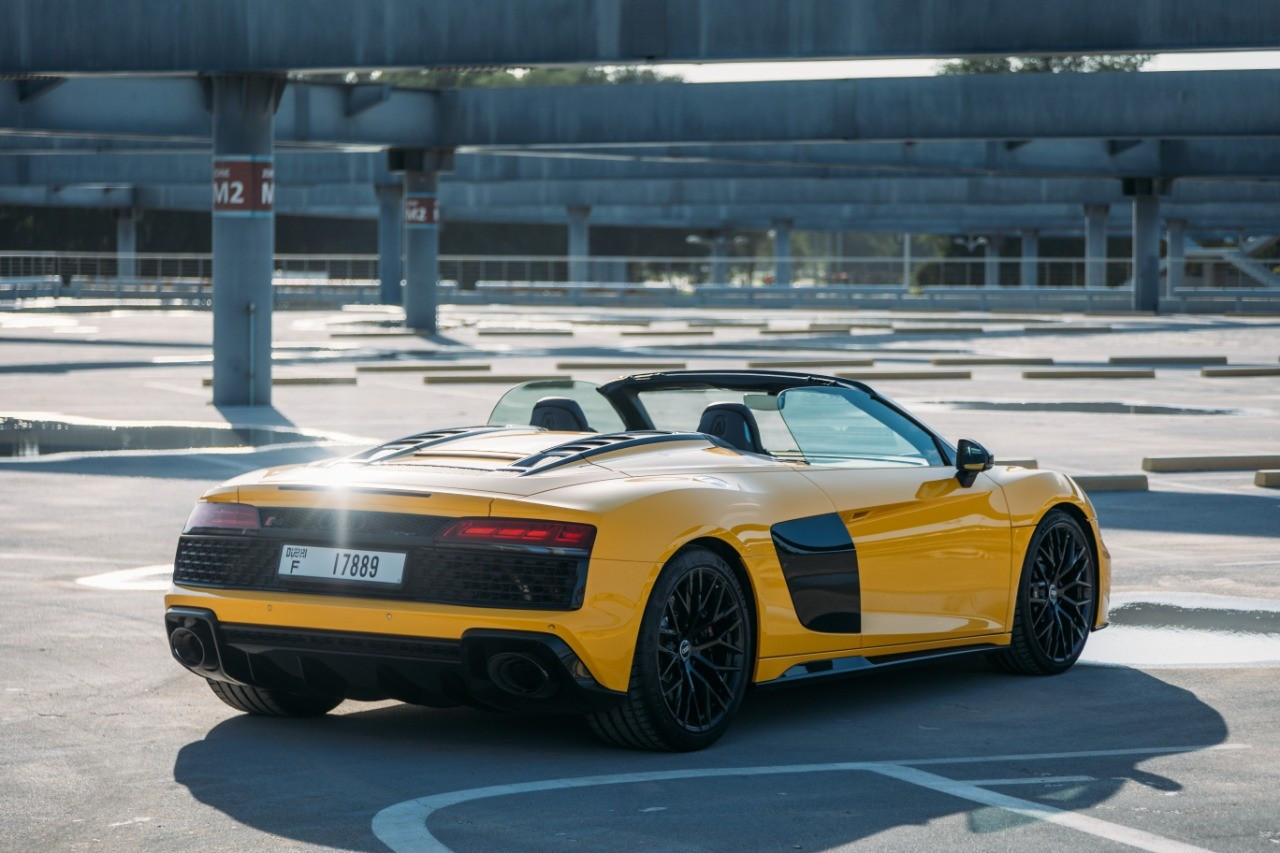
278 544 406 585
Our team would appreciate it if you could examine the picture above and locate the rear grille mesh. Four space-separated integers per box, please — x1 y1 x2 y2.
174 534 586 610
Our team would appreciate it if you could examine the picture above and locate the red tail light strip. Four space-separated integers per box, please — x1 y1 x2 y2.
437 517 596 550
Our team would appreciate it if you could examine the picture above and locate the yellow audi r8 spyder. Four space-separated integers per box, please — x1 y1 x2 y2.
165 370 1109 751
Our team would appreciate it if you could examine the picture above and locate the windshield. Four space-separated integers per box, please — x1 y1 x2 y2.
487 380 626 433
776 386 944 467
634 388 800 453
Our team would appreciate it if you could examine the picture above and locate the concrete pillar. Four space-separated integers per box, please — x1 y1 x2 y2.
773 219 793 287
567 205 590 284
902 232 913 289
1084 203 1109 289
1166 219 1187 297
1019 229 1039 288
210 73 283 407
1131 193 1162 312
376 183 403 305
116 208 139 280
983 237 1000 286
710 230 729 286
403 170 440 331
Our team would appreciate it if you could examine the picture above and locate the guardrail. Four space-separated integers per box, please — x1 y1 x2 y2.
2 252 1278 313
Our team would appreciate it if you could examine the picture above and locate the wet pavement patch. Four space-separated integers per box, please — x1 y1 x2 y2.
926 401 1253 416
1082 594 1280 667
0 416 317 458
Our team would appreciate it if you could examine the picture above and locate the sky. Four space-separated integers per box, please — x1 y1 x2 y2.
655 50 1280 83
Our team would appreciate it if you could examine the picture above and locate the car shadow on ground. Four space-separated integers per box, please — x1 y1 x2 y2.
1091 489 1280 538
173 660 1226 851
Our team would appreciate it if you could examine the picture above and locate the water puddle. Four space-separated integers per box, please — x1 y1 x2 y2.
0 416 323 458
927 401 1254 416
1081 593 1280 668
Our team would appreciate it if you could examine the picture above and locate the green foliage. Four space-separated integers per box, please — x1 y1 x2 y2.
938 55 1151 74
299 66 681 89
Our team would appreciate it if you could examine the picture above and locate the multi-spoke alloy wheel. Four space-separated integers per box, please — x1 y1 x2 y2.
995 509 1097 675
586 546 753 751
656 566 748 733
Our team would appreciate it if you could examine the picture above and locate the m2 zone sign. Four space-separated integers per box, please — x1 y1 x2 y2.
213 160 274 213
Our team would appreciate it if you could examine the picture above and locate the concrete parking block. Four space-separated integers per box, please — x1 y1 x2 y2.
555 361 686 370
618 329 714 336
996 458 1039 468
836 370 971 380
476 328 574 336
893 326 984 334
932 357 1054 366
1109 355 1228 365
748 359 875 368
1255 470 1280 488
1070 474 1149 492
356 363 492 373
1023 369 1155 379
1144 454 1280 472
1201 366 1280 377
1021 325 1113 334
423 374 572 384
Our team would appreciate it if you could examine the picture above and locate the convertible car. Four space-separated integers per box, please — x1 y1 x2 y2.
165 370 1108 751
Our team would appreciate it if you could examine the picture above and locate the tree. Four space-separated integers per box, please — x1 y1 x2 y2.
938 55 1151 74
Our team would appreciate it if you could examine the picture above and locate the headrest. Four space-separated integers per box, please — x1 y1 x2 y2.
697 402 765 454
530 397 592 432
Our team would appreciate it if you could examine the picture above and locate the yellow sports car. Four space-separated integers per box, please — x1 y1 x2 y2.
165 370 1109 751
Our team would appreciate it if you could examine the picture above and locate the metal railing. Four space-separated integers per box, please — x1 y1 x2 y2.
2 251 1278 312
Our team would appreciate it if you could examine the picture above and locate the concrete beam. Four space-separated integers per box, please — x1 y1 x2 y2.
6 72 1280 148
5 1 1279 75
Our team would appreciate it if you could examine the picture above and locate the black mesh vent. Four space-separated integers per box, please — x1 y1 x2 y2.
174 535 586 610
219 625 461 662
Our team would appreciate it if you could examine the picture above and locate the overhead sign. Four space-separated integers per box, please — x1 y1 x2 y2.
213 158 274 214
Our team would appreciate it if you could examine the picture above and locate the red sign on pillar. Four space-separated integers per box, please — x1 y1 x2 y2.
404 196 438 226
213 159 275 214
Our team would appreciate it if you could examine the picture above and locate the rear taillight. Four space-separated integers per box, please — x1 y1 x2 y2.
184 502 260 533
437 518 596 550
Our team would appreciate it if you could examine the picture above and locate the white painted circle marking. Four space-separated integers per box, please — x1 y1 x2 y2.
372 744 1244 853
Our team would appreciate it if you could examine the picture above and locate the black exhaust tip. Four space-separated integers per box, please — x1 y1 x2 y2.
170 626 207 669
486 652 558 698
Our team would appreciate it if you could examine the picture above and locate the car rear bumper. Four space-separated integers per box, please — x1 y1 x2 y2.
165 606 624 714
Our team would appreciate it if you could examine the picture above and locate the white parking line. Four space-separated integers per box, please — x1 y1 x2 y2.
957 775 1094 786
371 744 1243 853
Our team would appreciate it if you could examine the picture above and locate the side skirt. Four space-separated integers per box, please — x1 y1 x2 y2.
755 642 1003 688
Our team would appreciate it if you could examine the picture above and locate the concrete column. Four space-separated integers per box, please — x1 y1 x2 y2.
1166 219 1187 297
210 73 283 407
1084 203 1109 289
902 232 913 289
710 230 729 286
376 183 403 305
1019 229 1039 288
983 237 1000 286
567 205 590 284
115 208 139 280
773 219 793 287
1131 193 1162 312
403 170 440 331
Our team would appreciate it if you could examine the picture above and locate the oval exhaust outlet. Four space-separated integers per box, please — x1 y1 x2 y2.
170 627 207 669
486 652 558 698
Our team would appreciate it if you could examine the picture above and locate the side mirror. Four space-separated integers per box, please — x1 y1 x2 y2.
955 438 993 487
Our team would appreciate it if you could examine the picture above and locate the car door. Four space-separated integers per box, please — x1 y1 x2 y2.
777 386 1013 650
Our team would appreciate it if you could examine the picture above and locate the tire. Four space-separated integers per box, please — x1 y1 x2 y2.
586 546 754 751
993 509 1097 675
206 679 343 717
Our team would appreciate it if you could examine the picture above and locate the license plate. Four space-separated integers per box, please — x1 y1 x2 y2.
278 544 406 585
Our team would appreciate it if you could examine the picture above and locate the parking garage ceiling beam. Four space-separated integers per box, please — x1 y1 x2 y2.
4 0 1280 75
5 72 1280 148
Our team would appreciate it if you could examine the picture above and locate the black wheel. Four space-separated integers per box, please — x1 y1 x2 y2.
994 509 1096 675
586 546 753 751
206 679 343 717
